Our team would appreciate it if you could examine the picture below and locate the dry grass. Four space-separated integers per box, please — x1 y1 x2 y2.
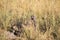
0 0 60 40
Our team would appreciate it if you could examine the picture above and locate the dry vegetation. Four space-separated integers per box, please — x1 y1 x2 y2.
0 0 60 40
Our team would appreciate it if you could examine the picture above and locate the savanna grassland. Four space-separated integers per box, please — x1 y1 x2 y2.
0 0 60 40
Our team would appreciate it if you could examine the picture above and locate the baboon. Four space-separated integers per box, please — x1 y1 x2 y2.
8 20 24 37
31 15 35 20
31 15 36 27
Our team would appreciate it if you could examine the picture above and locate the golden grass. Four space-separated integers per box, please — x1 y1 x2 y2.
0 0 60 40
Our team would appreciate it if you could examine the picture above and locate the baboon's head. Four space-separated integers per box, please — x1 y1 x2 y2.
31 15 35 21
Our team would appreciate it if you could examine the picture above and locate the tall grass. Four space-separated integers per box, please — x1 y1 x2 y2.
0 0 60 40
